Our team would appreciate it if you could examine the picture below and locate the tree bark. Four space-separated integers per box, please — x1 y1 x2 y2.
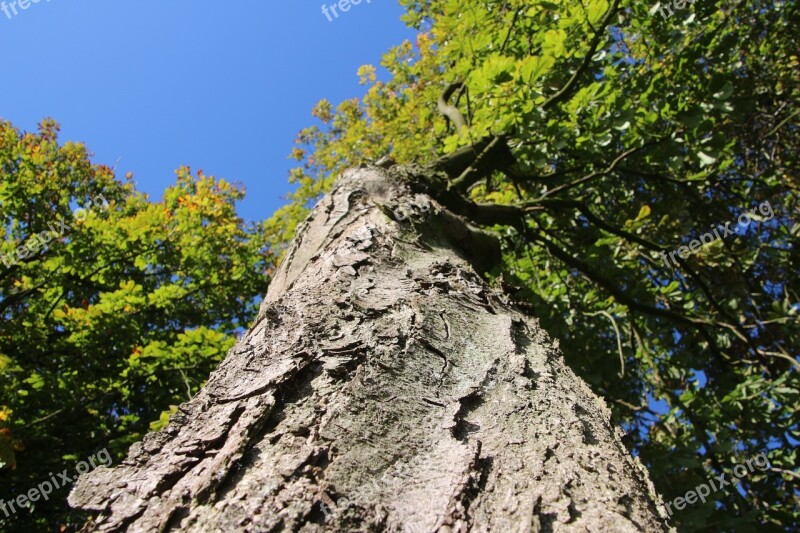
69 167 672 532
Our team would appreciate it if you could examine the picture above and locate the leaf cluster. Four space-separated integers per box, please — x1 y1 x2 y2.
0 119 274 530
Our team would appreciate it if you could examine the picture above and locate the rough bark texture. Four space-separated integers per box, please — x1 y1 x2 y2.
70 167 672 532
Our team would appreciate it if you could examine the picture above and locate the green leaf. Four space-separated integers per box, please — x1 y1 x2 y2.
697 151 717 166
518 56 556 84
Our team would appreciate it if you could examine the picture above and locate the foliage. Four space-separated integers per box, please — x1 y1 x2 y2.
0 119 273 530
280 0 799 529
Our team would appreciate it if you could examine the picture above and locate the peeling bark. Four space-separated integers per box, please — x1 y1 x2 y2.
70 167 672 532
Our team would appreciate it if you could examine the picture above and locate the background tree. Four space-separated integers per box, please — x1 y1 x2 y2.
0 119 273 531
271 0 798 530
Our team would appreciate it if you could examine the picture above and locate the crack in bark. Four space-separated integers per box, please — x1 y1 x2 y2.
439 310 451 340
415 337 449 392
452 391 485 442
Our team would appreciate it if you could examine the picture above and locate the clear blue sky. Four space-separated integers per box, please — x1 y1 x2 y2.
0 1 413 222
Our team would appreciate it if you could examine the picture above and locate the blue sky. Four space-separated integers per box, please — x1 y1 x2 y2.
0 1 414 222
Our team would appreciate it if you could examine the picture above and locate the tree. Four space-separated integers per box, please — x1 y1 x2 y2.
0 119 273 531
70 166 671 531
269 0 799 529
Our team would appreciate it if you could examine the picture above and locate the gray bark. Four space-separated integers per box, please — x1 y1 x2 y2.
69 167 672 532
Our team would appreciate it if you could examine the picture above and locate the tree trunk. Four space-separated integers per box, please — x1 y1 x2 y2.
69 167 671 532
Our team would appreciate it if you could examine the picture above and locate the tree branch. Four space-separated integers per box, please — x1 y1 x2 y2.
542 0 621 111
437 82 468 132
537 140 664 199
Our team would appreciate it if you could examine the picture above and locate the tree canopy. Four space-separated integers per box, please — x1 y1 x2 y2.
0 119 273 529
278 0 799 529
